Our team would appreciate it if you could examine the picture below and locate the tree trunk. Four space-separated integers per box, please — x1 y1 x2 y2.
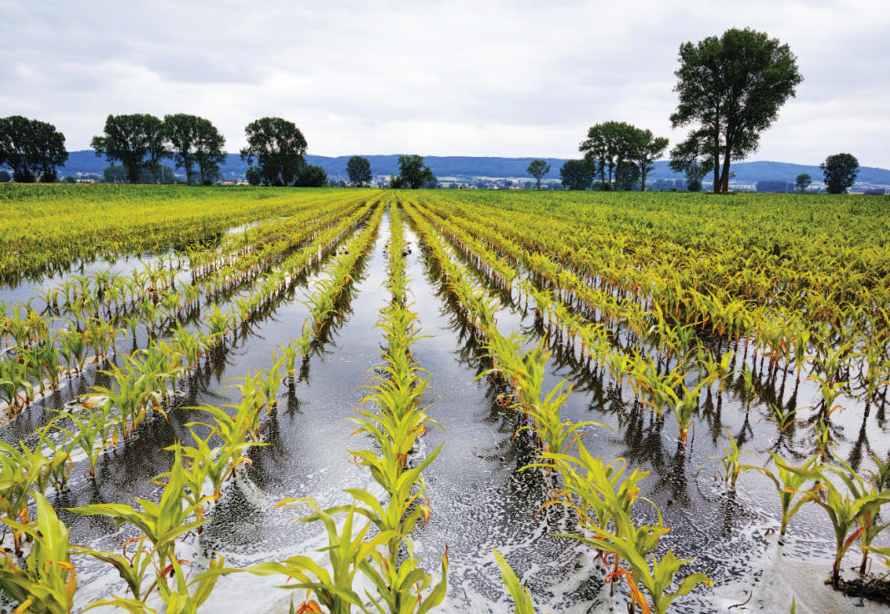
720 143 733 193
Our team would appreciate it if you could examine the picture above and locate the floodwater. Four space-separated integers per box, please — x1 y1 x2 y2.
2 206 889 614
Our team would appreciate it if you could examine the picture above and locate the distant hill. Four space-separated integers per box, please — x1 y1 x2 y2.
58 151 890 186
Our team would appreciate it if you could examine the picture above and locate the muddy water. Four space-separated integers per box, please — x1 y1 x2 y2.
2 207 890 614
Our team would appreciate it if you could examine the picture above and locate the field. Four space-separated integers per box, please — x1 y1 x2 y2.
1 184 890 614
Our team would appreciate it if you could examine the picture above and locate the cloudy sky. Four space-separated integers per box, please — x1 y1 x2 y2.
1 0 888 166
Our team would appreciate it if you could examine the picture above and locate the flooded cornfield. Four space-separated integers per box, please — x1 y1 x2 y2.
2 186 890 614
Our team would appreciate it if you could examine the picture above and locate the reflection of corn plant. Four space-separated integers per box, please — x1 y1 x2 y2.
0 492 77 614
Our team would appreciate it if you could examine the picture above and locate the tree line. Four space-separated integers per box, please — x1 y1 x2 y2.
0 28 874 194
527 27 864 194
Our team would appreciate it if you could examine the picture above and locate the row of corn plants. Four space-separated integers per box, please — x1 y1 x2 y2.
420 194 890 425
0 199 386 613
404 195 711 613
0 197 374 423
0 184 383 284
244 201 448 614
413 194 890 604
0 197 379 547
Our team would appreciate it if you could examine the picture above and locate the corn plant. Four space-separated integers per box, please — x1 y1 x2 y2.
494 550 537 614
246 499 398 614
754 453 820 536
70 446 209 575
698 429 758 489
0 492 77 614
783 458 890 585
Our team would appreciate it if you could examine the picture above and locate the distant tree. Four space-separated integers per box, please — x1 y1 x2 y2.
616 162 641 191
390 175 404 188
103 165 128 184
164 114 226 185
560 159 593 190
346 155 372 186
395 155 435 189
295 164 327 187
671 28 803 193
580 121 640 190
240 117 307 186
144 165 176 184
0 115 68 182
526 159 551 190
628 129 669 191
245 166 262 186
192 119 226 185
92 114 169 183
795 173 812 193
669 137 711 193
62 176 77 184
821 153 859 194
0 170 10 182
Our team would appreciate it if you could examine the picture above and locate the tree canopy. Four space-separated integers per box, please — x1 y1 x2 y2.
795 173 812 193
526 159 551 190
0 115 68 182
580 122 667 191
394 155 435 189
92 114 169 184
295 164 327 187
821 153 859 194
346 156 372 186
164 114 226 185
670 27 802 193
240 117 307 186
559 159 593 190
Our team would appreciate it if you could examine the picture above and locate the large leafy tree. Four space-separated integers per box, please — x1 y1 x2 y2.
240 117 307 186
559 159 594 190
395 155 435 189
346 155 372 186
164 114 227 185
670 28 802 193
821 153 859 194
0 116 68 182
92 114 169 184
526 159 551 190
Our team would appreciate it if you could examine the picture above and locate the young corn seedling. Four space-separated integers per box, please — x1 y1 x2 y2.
698 429 758 489
786 457 890 584
754 453 820 537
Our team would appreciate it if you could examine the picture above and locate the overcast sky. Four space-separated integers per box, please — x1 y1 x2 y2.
1 0 888 166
